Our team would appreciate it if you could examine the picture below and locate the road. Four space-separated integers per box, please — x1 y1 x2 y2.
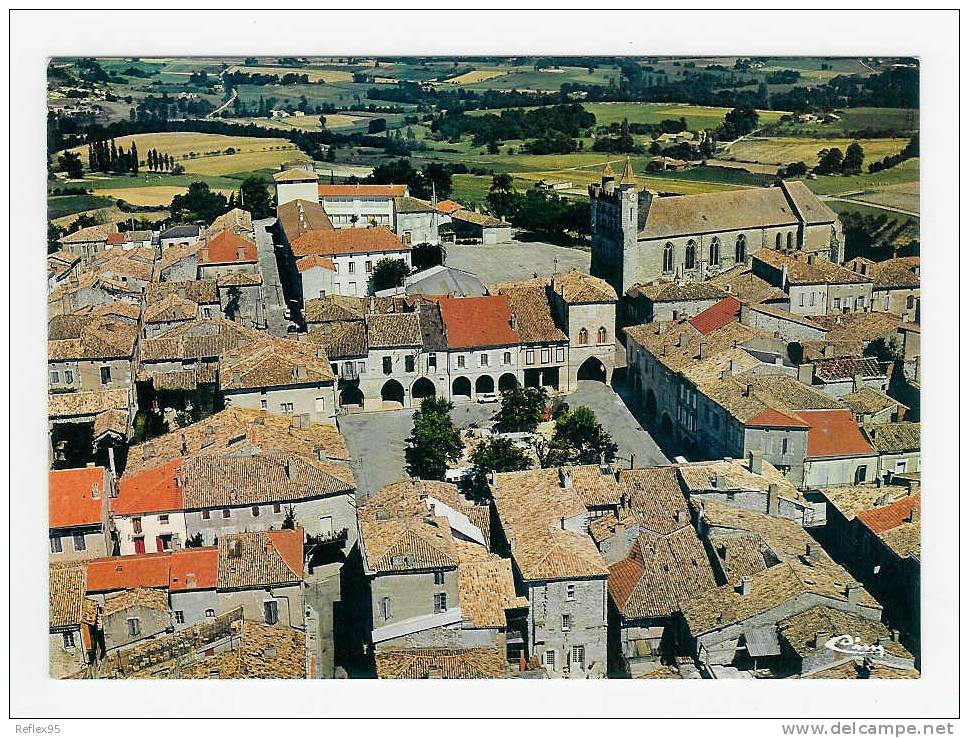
207 88 237 119
253 217 293 337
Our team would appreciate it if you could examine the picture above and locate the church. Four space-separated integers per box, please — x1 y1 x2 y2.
589 160 844 296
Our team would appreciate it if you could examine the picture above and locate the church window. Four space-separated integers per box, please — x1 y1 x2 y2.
787 232 794 250
709 238 721 267
685 241 697 270
775 233 782 249
663 243 674 273
597 326 608 344
735 235 746 263
578 328 589 346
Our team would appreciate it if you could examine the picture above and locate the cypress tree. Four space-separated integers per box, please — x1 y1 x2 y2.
109 139 118 171
130 141 139 175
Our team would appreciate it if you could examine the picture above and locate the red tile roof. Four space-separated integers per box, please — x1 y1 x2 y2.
169 547 219 591
689 296 741 336
800 409 875 459
435 199 464 215
318 184 407 198
200 231 257 264
112 458 184 516
267 529 305 578
857 493 920 535
746 407 810 429
49 467 107 529
86 552 172 593
291 226 408 258
436 295 520 349
295 255 336 273
106 232 125 245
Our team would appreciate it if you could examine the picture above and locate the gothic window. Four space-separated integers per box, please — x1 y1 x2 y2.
578 328 589 346
597 326 608 344
685 241 697 270
735 234 746 263
663 242 674 273
787 232 794 250
709 238 721 267
775 233 782 249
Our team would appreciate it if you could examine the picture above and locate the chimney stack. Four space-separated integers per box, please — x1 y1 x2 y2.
558 468 572 489
845 582 862 605
748 449 763 475
142 443 155 461
814 630 830 649
767 484 780 516
739 576 752 596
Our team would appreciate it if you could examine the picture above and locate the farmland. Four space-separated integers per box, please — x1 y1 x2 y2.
226 65 354 83
726 136 909 167
47 194 114 220
804 157 920 197
583 102 787 131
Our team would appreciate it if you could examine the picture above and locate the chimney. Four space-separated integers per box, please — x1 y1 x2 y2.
767 484 780 516
797 362 815 385
822 344 833 359
813 630 830 649
742 381 753 398
236 248 246 261
91 483 100 500
905 506 919 524
199 246 209 263
698 341 707 360
284 458 292 478
748 449 763 475
294 364 307 380
807 254 816 265
852 373 864 391
558 468 572 489
560 517 566 530
739 576 752 596
232 370 242 384
489 470 498 487
314 446 326 462
729 359 736 375
180 432 188 456
806 542 820 563
142 443 155 461
845 582 861 605
907 481 920 497
890 629 900 643
677 333 686 348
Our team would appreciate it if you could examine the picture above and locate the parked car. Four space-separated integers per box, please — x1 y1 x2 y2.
477 392 499 404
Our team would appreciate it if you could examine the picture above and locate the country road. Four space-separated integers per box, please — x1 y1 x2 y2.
207 88 237 119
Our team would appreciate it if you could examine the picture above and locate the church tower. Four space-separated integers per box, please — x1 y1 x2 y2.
590 158 648 295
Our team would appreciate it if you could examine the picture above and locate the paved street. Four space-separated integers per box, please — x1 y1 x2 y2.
253 217 292 338
445 240 590 284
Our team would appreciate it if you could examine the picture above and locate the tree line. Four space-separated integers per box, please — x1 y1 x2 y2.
86 138 139 175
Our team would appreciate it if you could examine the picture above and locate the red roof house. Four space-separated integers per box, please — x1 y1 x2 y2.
436 295 521 349
49 466 110 530
689 296 742 336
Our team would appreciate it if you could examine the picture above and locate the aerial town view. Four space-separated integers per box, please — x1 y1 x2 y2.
45 54 921 682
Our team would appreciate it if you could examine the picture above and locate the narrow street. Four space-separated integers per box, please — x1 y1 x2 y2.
253 217 292 337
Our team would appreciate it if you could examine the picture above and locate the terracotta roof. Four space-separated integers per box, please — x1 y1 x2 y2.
878 521 920 559
677 458 799 499
277 199 333 242
799 409 875 459
169 547 219 591
178 453 354 510
366 312 423 348
58 223 116 244
778 606 914 661
146 280 219 306
204 208 253 240
857 493 920 535
813 357 884 382
818 485 910 522
706 266 788 305
49 388 130 419
753 249 871 286
112 458 184 516
92 251 156 282
106 231 124 245
49 466 107 529
640 188 800 240
48 315 138 361
375 647 507 679
394 196 438 214
619 466 690 535
551 270 617 304
746 407 810 429
318 184 406 198
101 587 170 617
845 258 920 290
179 620 306 679
216 271 261 287
689 296 741 336
455 542 529 628
292 226 407 258
220 336 335 391
306 320 368 359
140 319 263 363
216 529 303 590
143 292 198 324
93 408 130 441
86 552 173 593
295 255 335 273
629 280 726 303
811 311 902 345
199 230 257 264
273 168 319 183
451 209 508 228
302 295 367 324
50 563 91 629
490 281 567 344
435 199 464 215
695 374 841 426
437 295 520 349
803 659 919 680
863 422 920 454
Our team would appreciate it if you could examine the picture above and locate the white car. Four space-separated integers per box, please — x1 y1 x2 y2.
476 392 499 404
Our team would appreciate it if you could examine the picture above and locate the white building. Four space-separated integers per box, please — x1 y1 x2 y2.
291 227 411 298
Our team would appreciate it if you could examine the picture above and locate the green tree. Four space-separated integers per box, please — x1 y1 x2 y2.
486 173 517 220
470 436 532 492
842 142 865 175
129 140 139 175
185 532 204 548
405 397 462 480
239 175 273 219
494 386 548 432
541 406 618 467
57 151 84 179
370 257 410 292
169 181 229 223
282 505 297 530
815 147 844 175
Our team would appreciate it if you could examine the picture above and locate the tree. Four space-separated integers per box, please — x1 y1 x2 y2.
282 505 297 530
470 437 532 492
486 173 516 220
780 161 808 178
129 140 139 175
405 397 462 480
815 147 844 175
716 106 759 141
540 405 618 467
57 151 83 179
494 386 548 432
239 175 273 219
169 181 229 223
370 257 410 292
184 532 204 548
842 142 865 175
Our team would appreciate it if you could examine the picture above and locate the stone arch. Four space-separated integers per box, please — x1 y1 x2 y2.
775 233 782 249
709 237 721 266
787 231 794 250
475 375 495 395
577 356 607 383
597 326 608 344
380 379 405 408
498 373 518 393
339 381 364 408
735 234 747 264
684 240 697 270
663 242 674 273
452 376 472 402
411 377 435 401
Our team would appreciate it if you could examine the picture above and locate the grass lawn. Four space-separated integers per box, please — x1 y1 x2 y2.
804 157 919 196
47 194 114 220
727 137 909 166
82 172 249 192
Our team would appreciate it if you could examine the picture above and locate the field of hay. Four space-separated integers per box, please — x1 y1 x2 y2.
846 181 920 214
94 186 234 207
440 69 507 85
584 102 788 130
65 132 299 162
227 65 353 83
727 136 909 166
180 148 308 176
51 205 170 228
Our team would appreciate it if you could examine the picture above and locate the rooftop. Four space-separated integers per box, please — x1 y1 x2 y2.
220 336 335 391
217 529 304 590
199 230 258 265
690 296 742 336
437 294 520 349
318 183 407 198
799 409 876 459
49 466 107 530
752 249 871 286
706 266 788 305
112 458 184 516
375 647 507 679
840 387 906 416
863 422 920 454
291 226 408 258
549 270 617 304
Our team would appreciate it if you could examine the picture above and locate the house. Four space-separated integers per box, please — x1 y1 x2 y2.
49 563 98 678
683 500 883 674
57 223 117 263
48 314 139 393
196 230 259 281
219 335 338 424
48 388 134 468
590 163 843 295
100 587 173 653
49 465 114 561
316 183 407 229
90 249 156 290
623 281 727 324
291 227 410 297
705 265 789 308
374 647 510 679
393 195 445 245
751 248 873 317
112 458 187 555
846 257 920 322
144 279 222 335
863 421 920 480
167 547 220 630
356 479 526 667
800 409 879 488
547 271 618 387
739 303 828 343
840 387 907 425
158 224 202 251
274 168 323 207
449 209 512 245
48 268 143 316
491 466 610 678
805 356 890 399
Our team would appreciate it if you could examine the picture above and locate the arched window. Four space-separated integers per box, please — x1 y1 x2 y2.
906 295 916 310
685 241 697 270
709 238 720 267
597 326 608 344
735 234 746 264
787 232 794 250
663 242 674 273
578 328 589 346
775 233 782 249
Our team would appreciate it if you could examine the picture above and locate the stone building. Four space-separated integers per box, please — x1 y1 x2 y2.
112 458 187 556
49 563 98 678
49 466 114 562
863 421 921 480
624 281 727 325
846 257 920 322
57 223 117 264
751 248 873 317
291 227 411 298
590 159 843 295
100 587 172 653
48 313 139 393
547 271 618 387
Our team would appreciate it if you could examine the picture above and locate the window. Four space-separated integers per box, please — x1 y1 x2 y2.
280 402 294 414
884 295 891 310
503 352 512 365
799 293 805 307
62 631 75 649
174 611 185 625
775 233 782 249
50 536 63 554
428 354 437 370
222 508 231 519
264 600 279 625
578 328 589 346
72 533 86 552
555 347 565 363
380 597 392 621
709 238 721 266
562 614 571 631
597 326 608 344
906 295 916 310
201 509 210 520
566 584 575 601
541 348 551 363
159 515 169 526
663 243 674 273
787 232 794 250
315 396 326 413
735 235 746 264
810 292 816 307
833 297 841 310
50 371 60 384
854 465 867 484
100 366 111 385
684 241 697 270
457 355 466 369
273 503 282 514
782 437 789 455
434 593 448 613
479 353 489 367
260 399 268 410
405 355 415 373
252 506 260 517
544 650 556 668
133 517 142 534
65 370 73 384
383 356 392 374
526 349 535 365
571 645 585 667
348 261 356 274
319 516 333 535
127 618 141 637
205 609 216 618
348 281 357 295
434 571 445 585
366 260 373 273
202 307 212 319
333 263 340 274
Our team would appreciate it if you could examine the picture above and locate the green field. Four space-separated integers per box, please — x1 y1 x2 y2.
827 200 919 246
584 102 787 130
47 194 114 220
727 136 908 167
804 157 920 196
767 107 919 137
